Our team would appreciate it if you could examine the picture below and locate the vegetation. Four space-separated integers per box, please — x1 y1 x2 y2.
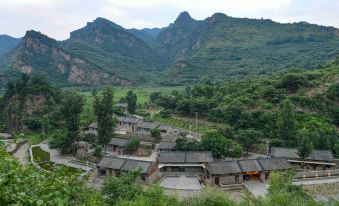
126 90 137 114
151 62 339 155
124 138 141 153
62 92 84 155
94 87 114 147
150 128 161 143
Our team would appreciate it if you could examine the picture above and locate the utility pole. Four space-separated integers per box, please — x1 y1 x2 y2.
195 112 198 138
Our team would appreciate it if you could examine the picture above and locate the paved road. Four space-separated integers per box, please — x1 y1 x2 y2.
294 177 339 185
34 141 94 172
13 142 29 165
244 180 268 197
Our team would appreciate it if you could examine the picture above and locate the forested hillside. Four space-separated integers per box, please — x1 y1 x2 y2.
1 12 339 86
150 61 339 155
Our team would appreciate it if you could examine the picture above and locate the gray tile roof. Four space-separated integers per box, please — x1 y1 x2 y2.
123 117 142 124
159 151 186 163
109 137 129 147
98 156 125 169
98 156 153 174
138 121 160 129
159 141 176 150
207 161 241 175
271 147 334 162
238 159 263 172
186 151 214 163
257 157 292 171
158 151 213 163
121 159 153 174
118 116 142 124
207 158 292 175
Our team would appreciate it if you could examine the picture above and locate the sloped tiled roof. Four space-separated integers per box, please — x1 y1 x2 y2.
98 156 125 169
257 157 292 171
121 159 153 174
238 159 263 172
271 147 334 162
98 156 153 174
207 161 241 175
158 151 213 163
109 137 129 147
138 121 160 129
207 158 292 175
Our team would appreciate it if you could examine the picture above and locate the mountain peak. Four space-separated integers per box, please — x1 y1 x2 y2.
91 17 124 31
174 11 195 25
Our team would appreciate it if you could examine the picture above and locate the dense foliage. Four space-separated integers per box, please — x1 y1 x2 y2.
0 74 61 132
151 62 339 155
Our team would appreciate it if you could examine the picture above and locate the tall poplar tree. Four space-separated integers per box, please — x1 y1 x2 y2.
126 90 137 115
94 88 114 147
278 100 297 146
62 92 84 154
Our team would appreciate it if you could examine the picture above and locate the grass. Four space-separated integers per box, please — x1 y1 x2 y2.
26 132 46 145
145 114 225 134
31 146 50 163
80 86 183 126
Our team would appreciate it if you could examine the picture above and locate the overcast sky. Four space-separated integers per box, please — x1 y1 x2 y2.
0 0 338 40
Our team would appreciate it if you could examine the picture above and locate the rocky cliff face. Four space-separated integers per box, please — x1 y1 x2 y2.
11 31 131 86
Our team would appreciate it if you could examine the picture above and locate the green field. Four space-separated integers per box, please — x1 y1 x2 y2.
78 86 184 126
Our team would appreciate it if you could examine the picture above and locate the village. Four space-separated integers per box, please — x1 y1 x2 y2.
3 110 337 200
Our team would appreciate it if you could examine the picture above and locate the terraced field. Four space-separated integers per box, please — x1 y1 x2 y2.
303 182 339 196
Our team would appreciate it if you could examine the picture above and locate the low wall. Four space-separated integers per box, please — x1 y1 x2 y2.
295 169 339 179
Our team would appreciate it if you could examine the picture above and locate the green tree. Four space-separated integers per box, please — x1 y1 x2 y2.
201 130 231 158
94 88 114 147
236 128 262 155
0 146 104 205
278 100 297 146
124 138 140 154
150 128 161 143
297 129 314 169
41 115 50 138
102 169 142 205
62 92 84 155
49 130 69 154
126 90 137 115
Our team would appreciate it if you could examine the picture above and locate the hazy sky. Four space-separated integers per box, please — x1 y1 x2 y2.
0 0 338 40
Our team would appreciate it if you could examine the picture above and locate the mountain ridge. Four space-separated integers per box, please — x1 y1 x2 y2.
1 12 339 86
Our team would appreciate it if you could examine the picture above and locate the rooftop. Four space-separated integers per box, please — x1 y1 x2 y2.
138 121 160 129
158 151 213 163
207 157 292 175
98 156 153 174
108 137 129 147
271 147 334 162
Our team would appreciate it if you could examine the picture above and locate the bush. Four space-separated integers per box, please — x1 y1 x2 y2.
124 138 140 153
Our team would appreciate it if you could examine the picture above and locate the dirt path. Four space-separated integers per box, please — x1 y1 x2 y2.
13 142 29 165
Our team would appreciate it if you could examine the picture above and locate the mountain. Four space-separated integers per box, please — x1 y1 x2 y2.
0 35 21 54
62 18 165 84
11 30 131 86
159 12 339 84
1 12 339 87
128 27 162 47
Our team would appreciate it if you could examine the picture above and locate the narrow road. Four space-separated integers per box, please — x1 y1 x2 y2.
244 180 268 197
33 141 94 172
13 142 29 165
294 177 339 185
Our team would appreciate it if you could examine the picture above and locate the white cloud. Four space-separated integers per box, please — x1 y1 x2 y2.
0 0 338 40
